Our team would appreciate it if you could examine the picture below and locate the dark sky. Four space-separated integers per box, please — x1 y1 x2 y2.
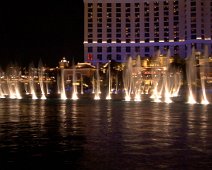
0 0 84 68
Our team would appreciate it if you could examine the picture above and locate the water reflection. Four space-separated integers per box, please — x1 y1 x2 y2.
0 99 211 169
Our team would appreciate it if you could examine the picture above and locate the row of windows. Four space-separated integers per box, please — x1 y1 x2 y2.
90 18 180 24
89 32 179 38
88 22 179 28
96 54 122 61
88 0 209 10
88 10 180 19
89 26 179 33
88 51 184 61
88 1 179 8
86 35 212 43
88 13 180 22
87 46 181 53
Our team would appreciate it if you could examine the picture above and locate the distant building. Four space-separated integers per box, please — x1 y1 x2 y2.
59 57 69 68
83 0 212 64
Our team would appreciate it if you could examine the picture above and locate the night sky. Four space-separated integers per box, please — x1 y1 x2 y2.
0 1 84 69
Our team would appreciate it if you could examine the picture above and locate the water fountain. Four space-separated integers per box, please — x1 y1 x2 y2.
185 47 209 104
28 65 38 100
80 74 84 95
0 49 210 104
106 61 112 100
186 48 197 104
6 66 22 99
163 50 173 103
133 55 142 101
71 64 78 100
57 73 61 94
94 62 101 100
200 45 209 104
60 69 67 100
38 60 46 100
123 57 133 101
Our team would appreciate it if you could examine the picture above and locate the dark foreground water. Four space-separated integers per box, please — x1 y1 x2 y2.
0 99 212 170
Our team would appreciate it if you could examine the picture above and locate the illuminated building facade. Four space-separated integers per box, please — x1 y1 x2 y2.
84 0 212 64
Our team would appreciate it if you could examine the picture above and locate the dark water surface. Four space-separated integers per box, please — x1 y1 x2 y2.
0 99 212 169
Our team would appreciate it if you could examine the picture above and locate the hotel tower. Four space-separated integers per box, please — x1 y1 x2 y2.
84 0 212 64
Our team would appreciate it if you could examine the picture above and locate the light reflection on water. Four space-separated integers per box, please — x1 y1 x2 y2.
0 99 212 169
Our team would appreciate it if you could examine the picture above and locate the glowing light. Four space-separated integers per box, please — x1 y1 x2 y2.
125 95 131 101
94 94 100 100
106 94 111 100
60 69 67 100
71 92 78 100
201 99 209 105
134 94 141 101
164 93 172 103
187 94 196 104
41 94 47 100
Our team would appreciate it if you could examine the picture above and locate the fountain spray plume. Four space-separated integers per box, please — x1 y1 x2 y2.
94 62 101 100
123 57 133 101
186 47 197 104
6 65 22 99
133 55 142 101
28 63 38 99
200 45 209 104
57 73 61 94
80 74 84 95
106 60 112 100
150 50 165 103
60 69 67 100
150 50 162 102
92 75 95 94
0 68 6 98
164 49 173 103
38 60 46 100
71 60 78 100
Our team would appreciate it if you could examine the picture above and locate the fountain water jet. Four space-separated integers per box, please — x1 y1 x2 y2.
38 61 46 100
60 69 67 100
94 62 101 100
164 50 173 103
106 61 112 100
80 74 84 95
57 73 61 94
200 45 209 104
71 64 78 100
28 65 38 100
186 48 197 104
123 57 133 101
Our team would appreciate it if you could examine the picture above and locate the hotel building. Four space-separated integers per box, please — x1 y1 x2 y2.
83 0 212 64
